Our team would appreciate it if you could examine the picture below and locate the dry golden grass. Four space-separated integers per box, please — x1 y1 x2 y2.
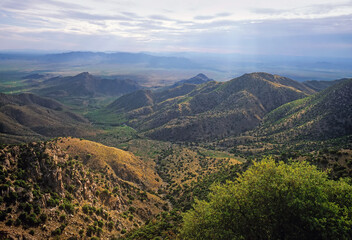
57 137 162 190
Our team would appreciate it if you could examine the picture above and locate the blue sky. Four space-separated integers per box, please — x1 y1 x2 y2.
1 0 352 57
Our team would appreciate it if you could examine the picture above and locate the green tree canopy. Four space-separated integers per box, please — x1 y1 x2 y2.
181 158 352 240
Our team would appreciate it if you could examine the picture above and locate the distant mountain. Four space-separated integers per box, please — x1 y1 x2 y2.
107 72 315 141
21 73 45 79
0 51 201 69
256 78 352 141
170 73 214 87
303 78 347 92
0 93 92 143
43 51 201 69
37 72 141 98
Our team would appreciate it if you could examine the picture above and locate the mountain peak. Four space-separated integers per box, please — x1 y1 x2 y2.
75 72 91 77
232 72 315 95
194 73 208 79
171 73 213 87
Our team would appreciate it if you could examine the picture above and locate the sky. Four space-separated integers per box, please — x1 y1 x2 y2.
1 0 352 57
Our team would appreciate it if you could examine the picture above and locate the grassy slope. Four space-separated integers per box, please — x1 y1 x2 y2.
57 137 162 191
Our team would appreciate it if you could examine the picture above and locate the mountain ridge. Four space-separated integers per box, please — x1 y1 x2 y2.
106 72 315 141
37 72 142 98
256 78 352 141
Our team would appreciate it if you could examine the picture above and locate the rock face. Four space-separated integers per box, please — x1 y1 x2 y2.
107 72 315 141
0 138 165 239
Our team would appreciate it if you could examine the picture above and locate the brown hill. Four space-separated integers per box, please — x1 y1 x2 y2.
107 72 315 141
0 138 165 239
57 137 161 190
0 93 93 143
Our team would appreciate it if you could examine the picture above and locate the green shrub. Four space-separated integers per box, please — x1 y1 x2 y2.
52 227 62 236
47 197 59 207
5 219 13 226
181 158 352 240
59 214 66 222
39 213 47 223
97 220 104 228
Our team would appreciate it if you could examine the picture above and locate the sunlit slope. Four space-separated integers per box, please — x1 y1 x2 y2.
0 138 166 239
57 137 162 190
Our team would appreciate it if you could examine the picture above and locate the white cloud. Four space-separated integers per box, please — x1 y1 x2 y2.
0 0 351 56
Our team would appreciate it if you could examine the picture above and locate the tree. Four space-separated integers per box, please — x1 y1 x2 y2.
181 157 352 240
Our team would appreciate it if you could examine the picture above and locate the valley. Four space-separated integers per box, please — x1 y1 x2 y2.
0 63 351 239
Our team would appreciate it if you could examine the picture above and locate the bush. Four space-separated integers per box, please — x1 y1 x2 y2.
26 213 38 226
5 219 13 226
97 220 104 228
181 158 352 240
82 204 90 214
52 227 62 236
59 214 66 222
107 221 114 230
128 206 136 213
39 213 47 223
0 210 7 221
86 225 95 237
61 201 75 214
47 197 59 207
14 218 21 226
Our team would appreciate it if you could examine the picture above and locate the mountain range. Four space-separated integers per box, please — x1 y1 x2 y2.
0 67 351 240
107 72 316 141
0 51 202 69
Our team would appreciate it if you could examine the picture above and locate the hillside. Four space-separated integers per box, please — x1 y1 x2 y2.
57 138 161 190
0 93 93 144
0 138 165 239
37 72 141 98
303 78 346 92
255 78 352 142
106 72 315 141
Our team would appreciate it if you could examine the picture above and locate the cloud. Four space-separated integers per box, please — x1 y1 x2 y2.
1 0 88 11
1 0 352 57
148 14 172 21
60 10 131 21
194 12 232 20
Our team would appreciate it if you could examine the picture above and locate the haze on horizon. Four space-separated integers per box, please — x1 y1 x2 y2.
1 0 352 58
